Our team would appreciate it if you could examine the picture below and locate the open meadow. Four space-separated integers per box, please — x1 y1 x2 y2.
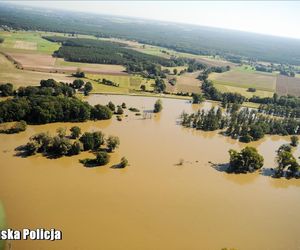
209 66 276 97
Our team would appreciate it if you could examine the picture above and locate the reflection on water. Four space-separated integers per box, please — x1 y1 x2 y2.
0 95 300 250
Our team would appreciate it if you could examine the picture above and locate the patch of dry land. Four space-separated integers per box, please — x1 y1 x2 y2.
276 74 300 96
4 52 127 75
1 96 300 250
0 53 72 86
166 71 202 94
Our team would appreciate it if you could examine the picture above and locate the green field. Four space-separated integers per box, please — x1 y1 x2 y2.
0 31 60 54
87 73 155 94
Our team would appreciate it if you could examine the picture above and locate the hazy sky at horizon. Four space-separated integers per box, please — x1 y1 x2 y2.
6 1 300 39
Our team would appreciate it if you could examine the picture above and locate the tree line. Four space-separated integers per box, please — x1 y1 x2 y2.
0 80 112 124
181 105 300 143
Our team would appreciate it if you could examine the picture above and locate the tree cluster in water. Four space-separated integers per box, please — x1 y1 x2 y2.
18 126 127 168
181 104 300 143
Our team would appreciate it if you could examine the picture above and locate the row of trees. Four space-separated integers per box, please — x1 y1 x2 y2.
181 105 300 142
0 79 93 98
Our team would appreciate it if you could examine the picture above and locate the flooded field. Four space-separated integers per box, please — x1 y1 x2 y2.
1 95 300 250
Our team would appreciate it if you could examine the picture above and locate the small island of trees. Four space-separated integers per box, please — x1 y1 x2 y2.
17 126 127 168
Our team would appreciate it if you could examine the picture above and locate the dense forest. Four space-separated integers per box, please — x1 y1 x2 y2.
1 3 300 65
44 36 184 77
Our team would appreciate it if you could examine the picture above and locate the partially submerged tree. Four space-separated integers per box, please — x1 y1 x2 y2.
228 147 264 173
106 135 120 152
119 157 128 168
290 135 299 147
274 144 300 178
70 126 81 139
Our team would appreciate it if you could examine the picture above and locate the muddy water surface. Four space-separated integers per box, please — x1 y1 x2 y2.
1 95 300 250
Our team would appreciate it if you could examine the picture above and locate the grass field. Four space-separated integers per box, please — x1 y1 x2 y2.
214 83 273 98
209 68 276 92
0 31 60 54
276 75 300 96
86 73 155 94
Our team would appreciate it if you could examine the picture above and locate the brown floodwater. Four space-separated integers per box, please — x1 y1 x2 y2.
1 95 300 250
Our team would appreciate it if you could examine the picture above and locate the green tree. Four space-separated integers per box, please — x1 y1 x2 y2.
83 82 93 95
91 104 112 120
106 135 120 152
51 136 72 156
0 83 13 97
192 93 205 104
173 68 178 75
154 99 163 113
228 147 264 173
93 131 105 149
72 79 84 89
80 132 95 151
70 126 81 139
121 102 127 109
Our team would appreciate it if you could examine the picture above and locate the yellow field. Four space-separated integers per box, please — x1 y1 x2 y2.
86 74 155 94
0 53 73 87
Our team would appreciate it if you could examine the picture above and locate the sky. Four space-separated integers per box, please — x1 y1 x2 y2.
7 1 300 39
